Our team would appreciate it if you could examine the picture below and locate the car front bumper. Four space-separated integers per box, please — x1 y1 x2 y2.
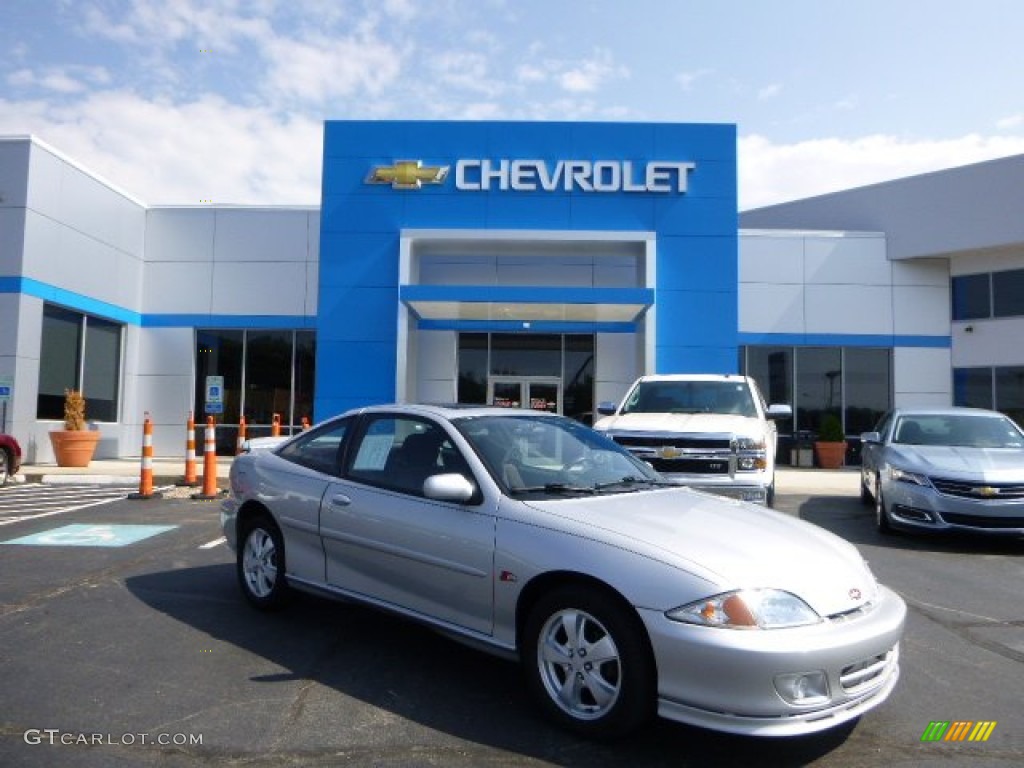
640 584 906 736
662 474 771 505
884 480 1024 535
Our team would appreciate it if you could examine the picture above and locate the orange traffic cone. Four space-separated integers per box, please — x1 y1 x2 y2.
192 416 221 500
129 412 162 500
271 413 281 437
180 410 199 487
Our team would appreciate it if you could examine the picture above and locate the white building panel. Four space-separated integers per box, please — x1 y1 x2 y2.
894 347 952 404
739 283 805 334
892 285 949 336
210 261 310 315
213 209 314 263
145 209 216 263
952 318 1024 367
805 285 893 335
497 260 595 287
0 140 29 207
595 332 640 406
803 235 889 285
305 258 319 315
137 328 195 377
892 258 948 286
0 208 25 273
738 233 803 284
415 330 456 381
143 261 214 314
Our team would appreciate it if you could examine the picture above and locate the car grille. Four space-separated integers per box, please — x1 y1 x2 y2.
611 435 732 450
937 512 1024 529
840 650 893 695
648 458 731 474
929 477 1024 500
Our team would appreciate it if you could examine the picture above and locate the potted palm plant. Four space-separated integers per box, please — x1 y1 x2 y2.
49 389 100 467
813 413 846 470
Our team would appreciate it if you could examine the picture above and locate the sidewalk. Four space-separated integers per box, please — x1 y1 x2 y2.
12 459 860 496
15 457 234 488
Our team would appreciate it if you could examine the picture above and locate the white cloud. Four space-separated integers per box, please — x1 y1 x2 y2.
675 68 712 91
558 50 628 93
739 132 1024 210
0 91 322 204
757 83 782 101
262 33 404 103
996 114 1023 130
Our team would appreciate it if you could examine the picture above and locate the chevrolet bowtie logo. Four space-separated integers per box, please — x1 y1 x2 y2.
658 446 683 460
366 160 450 189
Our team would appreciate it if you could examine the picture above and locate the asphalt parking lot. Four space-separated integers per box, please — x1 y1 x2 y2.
0 479 1021 767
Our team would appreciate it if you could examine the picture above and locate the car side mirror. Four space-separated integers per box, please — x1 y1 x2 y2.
423 473 476 503
597 401 618 416
860 431 882 445
766 404 793 419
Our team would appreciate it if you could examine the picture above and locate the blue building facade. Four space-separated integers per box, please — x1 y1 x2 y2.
317 120 738 418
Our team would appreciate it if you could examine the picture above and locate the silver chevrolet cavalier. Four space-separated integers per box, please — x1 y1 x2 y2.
222 404 905 738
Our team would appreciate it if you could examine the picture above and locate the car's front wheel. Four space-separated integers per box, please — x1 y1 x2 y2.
874 475 893 535
238 515 290 610
522 585 655 738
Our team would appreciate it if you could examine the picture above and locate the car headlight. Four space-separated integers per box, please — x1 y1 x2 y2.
667 589 821 629
734 436 766 451
888 466 930 487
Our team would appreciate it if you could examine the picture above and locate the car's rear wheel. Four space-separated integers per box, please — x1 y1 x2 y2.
522 585 655 738
238 515 290 610
874 475 893 535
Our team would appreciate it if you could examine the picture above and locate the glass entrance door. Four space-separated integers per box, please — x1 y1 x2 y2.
488 377 561 414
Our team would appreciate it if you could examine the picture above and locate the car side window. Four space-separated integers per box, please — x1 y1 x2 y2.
277 418 350 476
348 416 469 497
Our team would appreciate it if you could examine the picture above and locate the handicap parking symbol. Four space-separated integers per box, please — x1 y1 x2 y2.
2 524 177 548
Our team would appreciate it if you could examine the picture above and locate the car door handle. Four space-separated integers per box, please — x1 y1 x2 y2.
330 494 352 507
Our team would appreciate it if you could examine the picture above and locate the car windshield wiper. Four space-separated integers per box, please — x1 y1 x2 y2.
593 476 676 492
509 483 598 496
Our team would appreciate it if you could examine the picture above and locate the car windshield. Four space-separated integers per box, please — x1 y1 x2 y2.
621 380 757 417
893 414 1024 449
455 414 668 497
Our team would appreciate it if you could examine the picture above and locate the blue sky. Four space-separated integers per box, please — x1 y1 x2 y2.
3 0 1023 208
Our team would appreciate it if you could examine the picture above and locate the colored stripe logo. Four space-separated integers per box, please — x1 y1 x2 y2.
921 721 997 742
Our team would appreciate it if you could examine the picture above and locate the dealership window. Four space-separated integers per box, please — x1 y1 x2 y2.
993 268 1024 318
456 333 595 422
195 329 316 454
952 268 1024 321
740 345 892 465
37 304 122 422
951 273 990 321
955 366 1024 427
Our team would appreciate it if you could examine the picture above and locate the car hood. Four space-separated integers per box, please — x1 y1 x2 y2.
523 489 877 617
890 446 1024 480
594 412 761 437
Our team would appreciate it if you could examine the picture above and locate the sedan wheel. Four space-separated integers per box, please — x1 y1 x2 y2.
238 517 290 610
874 476 893 535
523 586 654 738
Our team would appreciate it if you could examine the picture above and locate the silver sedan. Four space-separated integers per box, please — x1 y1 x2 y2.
860 407 1024 536
222 404 904 738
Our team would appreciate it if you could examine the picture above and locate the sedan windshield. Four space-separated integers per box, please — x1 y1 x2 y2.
455 414 667 496
893 414 1024 449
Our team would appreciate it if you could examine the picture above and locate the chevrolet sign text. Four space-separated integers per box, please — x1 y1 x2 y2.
455 159 696 193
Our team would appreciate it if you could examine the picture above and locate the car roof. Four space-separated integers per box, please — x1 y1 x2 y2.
635 374 751 383
343 403 562 421
891 407 1009 419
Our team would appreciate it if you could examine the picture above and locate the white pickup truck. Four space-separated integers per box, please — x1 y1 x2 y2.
593 374 792 506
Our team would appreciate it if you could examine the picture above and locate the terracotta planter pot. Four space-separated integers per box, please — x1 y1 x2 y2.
50 430 101 467
814 441 847 470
